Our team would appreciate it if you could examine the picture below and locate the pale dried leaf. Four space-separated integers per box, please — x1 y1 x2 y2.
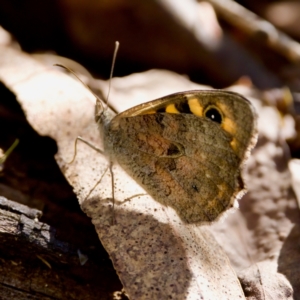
0 46 245 299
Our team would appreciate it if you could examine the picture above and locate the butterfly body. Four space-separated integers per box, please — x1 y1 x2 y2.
98 90 257 223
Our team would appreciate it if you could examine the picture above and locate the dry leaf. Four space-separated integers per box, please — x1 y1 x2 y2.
0 45 245 299
1 44 300 299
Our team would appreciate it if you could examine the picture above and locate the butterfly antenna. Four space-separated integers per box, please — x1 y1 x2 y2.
54 64 106 112
105 41 120 111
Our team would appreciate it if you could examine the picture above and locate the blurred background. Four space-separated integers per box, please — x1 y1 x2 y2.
1 0 300 89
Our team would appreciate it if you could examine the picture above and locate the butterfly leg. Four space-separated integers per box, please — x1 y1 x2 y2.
83 166 109 202
69 136 118 224
68 136 104 164
85 159 116 225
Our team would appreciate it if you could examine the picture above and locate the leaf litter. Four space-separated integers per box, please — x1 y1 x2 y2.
0 45 299 299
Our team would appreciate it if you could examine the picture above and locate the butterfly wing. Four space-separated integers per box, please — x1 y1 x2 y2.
106 90 257 223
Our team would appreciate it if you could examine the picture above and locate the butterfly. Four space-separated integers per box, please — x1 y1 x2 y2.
95 89 257 224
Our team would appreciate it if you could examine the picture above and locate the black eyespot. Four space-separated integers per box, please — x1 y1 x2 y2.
205 107 222 124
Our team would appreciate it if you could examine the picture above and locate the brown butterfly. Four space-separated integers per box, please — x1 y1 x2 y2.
96 90 257 223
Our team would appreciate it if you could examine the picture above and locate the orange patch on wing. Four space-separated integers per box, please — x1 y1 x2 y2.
188 97 203 116
216 102 240 155
166 103 180 114
217 102 237 135
222 117 236 136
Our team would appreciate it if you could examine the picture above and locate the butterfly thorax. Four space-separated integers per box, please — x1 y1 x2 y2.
95 98 116 149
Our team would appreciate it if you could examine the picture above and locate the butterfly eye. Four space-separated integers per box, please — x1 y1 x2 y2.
204 107 222 124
